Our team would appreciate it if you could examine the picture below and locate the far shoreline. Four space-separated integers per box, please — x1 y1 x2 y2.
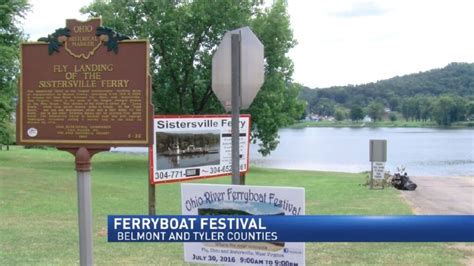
289 120 474 129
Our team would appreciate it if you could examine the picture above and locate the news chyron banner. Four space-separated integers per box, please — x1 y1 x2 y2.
181 184 305 265
151 115 250 184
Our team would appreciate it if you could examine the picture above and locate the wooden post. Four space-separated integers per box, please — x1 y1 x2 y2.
240 173 246 185
370 162 373 189
148 183 156 215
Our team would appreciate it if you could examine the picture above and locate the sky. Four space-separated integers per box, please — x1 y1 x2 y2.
22 0 474 88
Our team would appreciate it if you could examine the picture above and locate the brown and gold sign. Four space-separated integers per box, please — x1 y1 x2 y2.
64 19 102 59
17 18 152 147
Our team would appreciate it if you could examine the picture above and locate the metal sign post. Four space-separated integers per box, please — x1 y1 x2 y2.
60 147 108 266
212 27 264 185
75 148 94 266
231 33 241 185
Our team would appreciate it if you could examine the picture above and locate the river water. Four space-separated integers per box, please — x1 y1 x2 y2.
250 127 474 177
113 127 473 177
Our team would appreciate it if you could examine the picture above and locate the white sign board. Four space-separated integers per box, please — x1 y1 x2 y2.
150 115 250 184
212 26 264 111
372 162 385 179
181 183 305 265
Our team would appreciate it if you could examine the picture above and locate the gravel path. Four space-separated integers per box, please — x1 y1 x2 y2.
400 176 474 214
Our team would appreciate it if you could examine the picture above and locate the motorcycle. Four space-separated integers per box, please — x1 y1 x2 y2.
391 166 417 191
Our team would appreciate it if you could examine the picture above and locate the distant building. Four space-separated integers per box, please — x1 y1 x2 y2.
307 113 320 121
383 108 391 119
305 113 337 122
363 115 372 122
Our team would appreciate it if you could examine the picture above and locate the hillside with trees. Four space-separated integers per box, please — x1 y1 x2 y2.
300 63 474 126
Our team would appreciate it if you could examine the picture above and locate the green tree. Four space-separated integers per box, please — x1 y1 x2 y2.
350 104 364 121
416 95 434 121
386 92 401 111
82 0 304 155
334 107 346 121
432 95 456 126
450 95 468 122
389 112 397 122
0 98 13 145
310 97 335 116
0 0 29 145
401 98 418 121
467 101 474 118
367 101 384 122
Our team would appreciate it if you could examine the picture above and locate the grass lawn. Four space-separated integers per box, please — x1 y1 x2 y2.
0 147 472 265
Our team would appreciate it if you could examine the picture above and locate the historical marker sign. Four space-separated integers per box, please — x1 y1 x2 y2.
17 18 152 147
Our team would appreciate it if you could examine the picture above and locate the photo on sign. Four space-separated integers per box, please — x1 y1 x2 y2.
151 115 251 184
181 183 305 265
199 201 285 252
155 131 220 169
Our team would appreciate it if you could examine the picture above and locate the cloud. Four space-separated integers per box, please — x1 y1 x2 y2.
332 1 387 18
22 0 474 88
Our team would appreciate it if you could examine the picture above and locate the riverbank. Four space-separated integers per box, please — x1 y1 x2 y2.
1 147 472 264
290 120 474 129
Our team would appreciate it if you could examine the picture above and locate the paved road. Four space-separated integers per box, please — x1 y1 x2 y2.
401 176 474 214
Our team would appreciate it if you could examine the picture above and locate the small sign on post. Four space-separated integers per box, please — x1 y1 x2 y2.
369 139 387 189
372 162 385 179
